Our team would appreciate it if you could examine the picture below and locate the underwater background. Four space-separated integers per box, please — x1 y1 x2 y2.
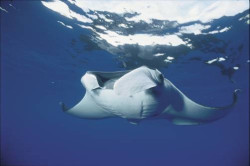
1 1 249 166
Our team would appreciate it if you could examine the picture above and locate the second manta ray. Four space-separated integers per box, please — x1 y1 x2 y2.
60 66 239 125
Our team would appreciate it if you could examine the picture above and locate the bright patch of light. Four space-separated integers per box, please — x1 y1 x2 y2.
88 14 98 19
233 66 239 70
218 57 226 62
164 56 174 63
41 1 92 23
206 58 218 64
77 24 95 31
98 14 113 22
0 6 8 13
73 1 249 23
208 27 231 34
68 0 89 12
125 15 153 24
164 59 172 63
186 43 193 48
179 24 211 35
241 14 250 24
9 4 16 9
207 57 227 64
208 31 218 34
57 21 73 29
167 56 174 60
95 25 107 30
220 27 231 33
118 24 129 28
239 14 249 21
154 53 164 57
96 30 187 47
68 0 75 5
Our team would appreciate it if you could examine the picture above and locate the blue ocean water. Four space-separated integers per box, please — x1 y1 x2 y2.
1 1 249 166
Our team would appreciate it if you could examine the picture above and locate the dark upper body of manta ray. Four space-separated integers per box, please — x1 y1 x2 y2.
60 66 239 125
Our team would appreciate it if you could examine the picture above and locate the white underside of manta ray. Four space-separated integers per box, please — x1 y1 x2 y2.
60 66 239 125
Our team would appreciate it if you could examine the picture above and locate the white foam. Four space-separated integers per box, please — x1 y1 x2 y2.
186 43 193 49
167 56 174 60
154 53 165 57
179 24 211 35
206 58 218 64
208 30 218 34
77 24 96 31
57 21 73 29
96 30 187 47
68 0 89 12
68 0 75 4
206 57 226 64
164 59 172 63
72 1 249 23
95 25 107 30
0 6 8 13
219 27 231 33
41 1 92 23
218 57 226 62
208 26 231 34
239 14 249 21
98 14 113 22
118 24 129 28
9 4 16 9
88 14 98 19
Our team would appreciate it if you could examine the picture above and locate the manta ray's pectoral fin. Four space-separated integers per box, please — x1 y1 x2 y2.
60 92 115 119
162 89 241 125
114 66 157 96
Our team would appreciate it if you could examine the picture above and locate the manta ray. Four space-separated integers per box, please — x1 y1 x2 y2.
60 66 239 125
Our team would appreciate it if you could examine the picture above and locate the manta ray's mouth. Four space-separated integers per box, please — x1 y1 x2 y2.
102 78 118 89
88 71 128 90
93 73 118 89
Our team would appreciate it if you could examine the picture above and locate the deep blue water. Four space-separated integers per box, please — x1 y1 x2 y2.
1 1 249 166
